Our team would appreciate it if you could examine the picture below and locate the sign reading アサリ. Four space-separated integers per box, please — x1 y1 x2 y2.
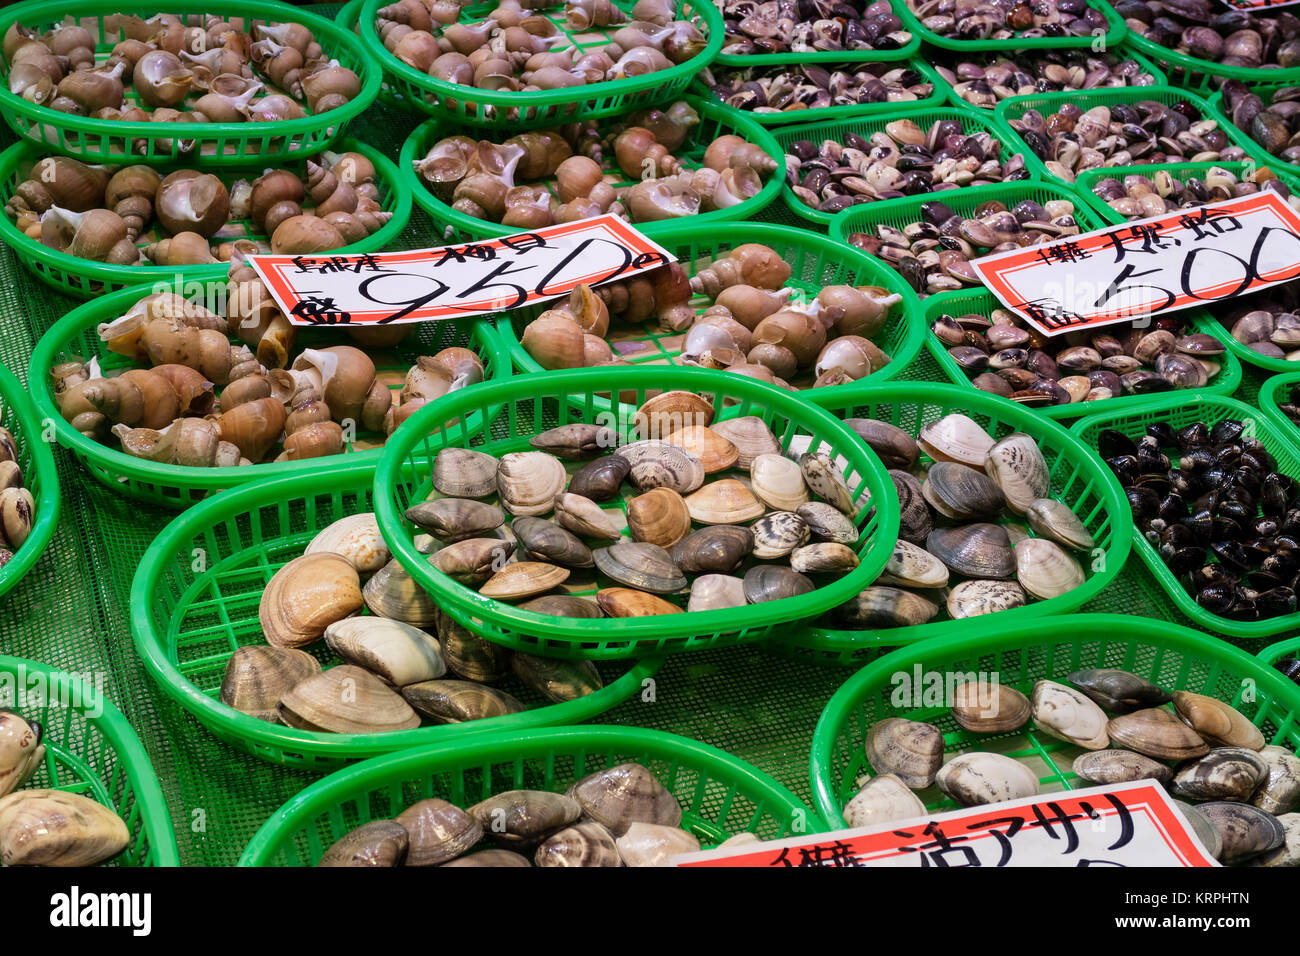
671 781 1219 867
247 215 675 327
971 191 1300 337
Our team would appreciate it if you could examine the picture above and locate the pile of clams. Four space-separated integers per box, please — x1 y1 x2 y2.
905 0 1111 41
517 247 902 390
1095 419 1300 623
827 412 1092 629
0 710 129 866
1217 81 1300 165
1113 0 1300 70
701 62 934 117
1085 165 1300 222
1215 284 1300 362
847 670 1300 865
718 0 913 55
318 761 755 866
937 52 1158 111
0 423 36 569
410 390 868 621
220 511 606 731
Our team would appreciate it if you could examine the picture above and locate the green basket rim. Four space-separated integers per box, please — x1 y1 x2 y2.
335 0 407 110
28 280 512 508
771 102 1039 228
1207 82 1300 181
373 364 901 659
128 457 662 765
1070 390 1300 638
1260 635 1300 668
921 287 1245 422
0 654 179 866
238 723 817 864
399 94 784 240
1122 28 1300 88
497 220 927 406
809 612 1300 828
1072 158 1300 225
356 0 724 119
772 379 1133 657
896 0 1126 51
0 361 61 602
690 57 949 129
0 0 382 164
0 137 413 302
1257 369 1300 439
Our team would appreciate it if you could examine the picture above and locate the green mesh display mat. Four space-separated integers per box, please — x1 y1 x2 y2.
0 4 1288 866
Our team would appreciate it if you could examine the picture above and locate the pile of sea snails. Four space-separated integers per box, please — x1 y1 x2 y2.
0 711 130 866
0 423 35 569
413 102 777 227
1274 382 1300 428
1113 0 1300 69
220 512 605 731
1216 285 1300 362
517 248 902 389
718 0 913 55
378 0 708 100
846 196 1082 297
4 151 391 268
784 119 1028 216
700 62 934 117
3 14 360 130
936 52 1158 111
1097 419 1300 622
904 0 1111 41
828 413 1092 628
1217 82 1300 165
934 309 1223 404
846 670 1300 865
1085 165 1300 222
319 762 758 866
411 391 867 619
1006 99 1245 184
53 290 486 467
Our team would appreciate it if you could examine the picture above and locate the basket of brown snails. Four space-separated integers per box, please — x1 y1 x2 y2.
0 361 60 602
0 142 410 300
0 1 381 164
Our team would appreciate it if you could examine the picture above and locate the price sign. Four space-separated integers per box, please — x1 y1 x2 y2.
1218 0 1300 10
971 191 1300 336
247 215 676 327
672 781 1219 868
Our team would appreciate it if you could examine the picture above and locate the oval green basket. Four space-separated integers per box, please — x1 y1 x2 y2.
130 459 660 770
923 287 1243 422
768 380 1132 667
896 0 1125 52
1120 31 1300 96
239 724 817 864
400 94 783 244
1258 370 1300 438
0 655 178 866
993 85 1272 188
29 280 511 509
375 365 900 660
0 138 411 301
936 46 1167 113
0 0 382 165
335 0 406 110
358 0 723 129
810 613 1300 829
1071 391 1300 640
772 104 1036 229
1073 158 1300 226
499 221 925 410
0 361 60 602
1259 635 1300 674
713 0 921 67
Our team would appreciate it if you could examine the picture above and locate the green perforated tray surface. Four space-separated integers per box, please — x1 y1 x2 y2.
0 4 1287 866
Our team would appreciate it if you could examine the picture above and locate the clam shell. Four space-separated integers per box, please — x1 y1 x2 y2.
984 433 1050 515
951 681 1030 734
1066 668 1170 713
665 425 737 473
837 586 938 628
318 820 408 867
1031 680 1110 750
946 580 1026 619
1172 747 1269 802
1014 537 1085 601
511 653 602 702
405 499 504 542
670 526 753 573
1026 498 1095 552
1198 802 1286 864
567 762 682 837
1107 707 1209 761
742 565 813 603
433 448 499 498
401 679 526 723
892 469 933 545
616 822 700 867
364 559 439 627
844 418 919 470
278 665 422 734
1072 750 1173 786
926 523 1015 578
843 774 927 829
797 501 858 544
800 451 856 514
627 487 692 548
1175 800 1222 860
750 453 809 512
529 423 616 460
634 390 714 440
1172 691 1265 750
568 455 630 502
439 620 512 681
596 587 684 616
511 516 593 568
479 561 570 601
468 790 582 848
1253 745 1300 815
614 441 705 494
431 537 516 584
876 539 948 589
749 511 810 559
517 594 604 618
305 513 390 574
687 574 747 612
1253 813 1300 867
0 790 129 867
922 462 1006 521
865 717 943 789
918 413 995 467
535 821 621 867
709 416 781 468
0 711 43 797
324 617 446 686
937 753 1040 807
442 848 532 867
260 553 363 649
594 542 686 594
497 452 567 517
790 542 859 574
686 479 765 524
553 492 623 541
396 798 483 866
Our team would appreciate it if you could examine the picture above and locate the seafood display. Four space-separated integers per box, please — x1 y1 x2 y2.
1217 82 1300 165
1215 285 1300 362
1083 164 1300 221
937 52 1159 110
700 62 934 118
717 0 913 55
0 422 35 569
1115 0 1300 70
904 0 1112 41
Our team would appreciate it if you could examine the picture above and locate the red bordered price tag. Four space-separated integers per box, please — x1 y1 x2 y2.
970 191 1300 336
1218 0 1300 10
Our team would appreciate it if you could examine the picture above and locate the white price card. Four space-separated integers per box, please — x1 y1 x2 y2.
971 191 1300 336
671 781 1220 868
1217 0 1300 10
246 215 676 327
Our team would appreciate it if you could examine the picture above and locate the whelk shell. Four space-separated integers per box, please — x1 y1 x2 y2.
1031 680 1110 750
305 513 389 574
686 479 765 525
433 447 499 498
479 561 570 601
842 774 927 829
750 453 809 512
1107 707 1209 761
865 717 943 789
936 752 1040 807
278 665 422 734
401 679 526 723
951 681 1030 734
497 451 567 517
324 617 446 686
614 441 705 494
918 413 994 467
1072 750 1173 786
397 798 483 866
1172 691 1265 751
260 553 363 649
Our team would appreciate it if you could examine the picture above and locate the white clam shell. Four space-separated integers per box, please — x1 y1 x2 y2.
843 773 927 829
1031 679 1110 750
305 512 390 574
936 752 1040 807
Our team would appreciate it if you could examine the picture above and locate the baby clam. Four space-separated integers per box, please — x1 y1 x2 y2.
279 665 422 734
665 425 737 473
1172 747 1269 802
798 501 858 544
926 523 1015 578
324 617 446 687
0 711 42 798
518 595 604 618
318 820 409 867
614 441 705 494
627 487 691 548
1025 498 1095 552
937 752 1040 807
1199 802 1286 865
497 452 567 517
876 539 948 589
596 587 684 616
260 553 363 649
687 573 747 611
709 416 781 468
951 681 1030 734
921 462 1005 520
919 413 995 467
892 469 933 544
837 585 938 628
671 526 753 573
800 451 856 515
567 762 682 837
535 821 621 867
984 433 1049 515
511 516 593 568
440 621 512 681
397 798 483 867
1254 746 1300 815
1173 691 1265 750
790 542 859 574
616 822 700 867
843 774 927 829
1107 707 1209 761
305 513 390 574
529 423 616 459
742 565 813 603
511 654 602 703
433 448 499 498
750 511 810 559
467 790 581 848
0 790 129 867
750 453 809 512
401 679 526 723
480 562 570 601
1066 669 1170 713
1031 680 1110 750
1253 813 1300 868
405 499 504 542
568 455 630 502
1073 750 1173 787
844 418 919 471
634 390 714 441
553 492 622 541
686 479 765 525
364 559 439 628
946 579 1026 619
866 718 943 789
220 646 323 723
431 537 517 584
594 542 686 594
1014 538 1085 601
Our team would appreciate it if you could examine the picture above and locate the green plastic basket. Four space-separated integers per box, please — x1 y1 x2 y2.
923 287 1243 422
1073 159 1300 225
0 0 382 165
772 104 1037 229
713 0 921 66
770 381 1132 666
335 0 406 110
0 655 178 866
400 95 784 244
1207 83 1300 181
357 0 724 129
993 85 1272 187
0 361 60 602
1259 635 1300 672
130 458 661 770
896 0 1126 52
498 221 926 407
374 365 900 660
936 46 1167 112
29 280 511 509
1258 370 1300 438
239 724 818 864
691 57 948 129
810 613 1300 829
0 138 411 301
1071 391 1300 639
1120 29 1300 96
